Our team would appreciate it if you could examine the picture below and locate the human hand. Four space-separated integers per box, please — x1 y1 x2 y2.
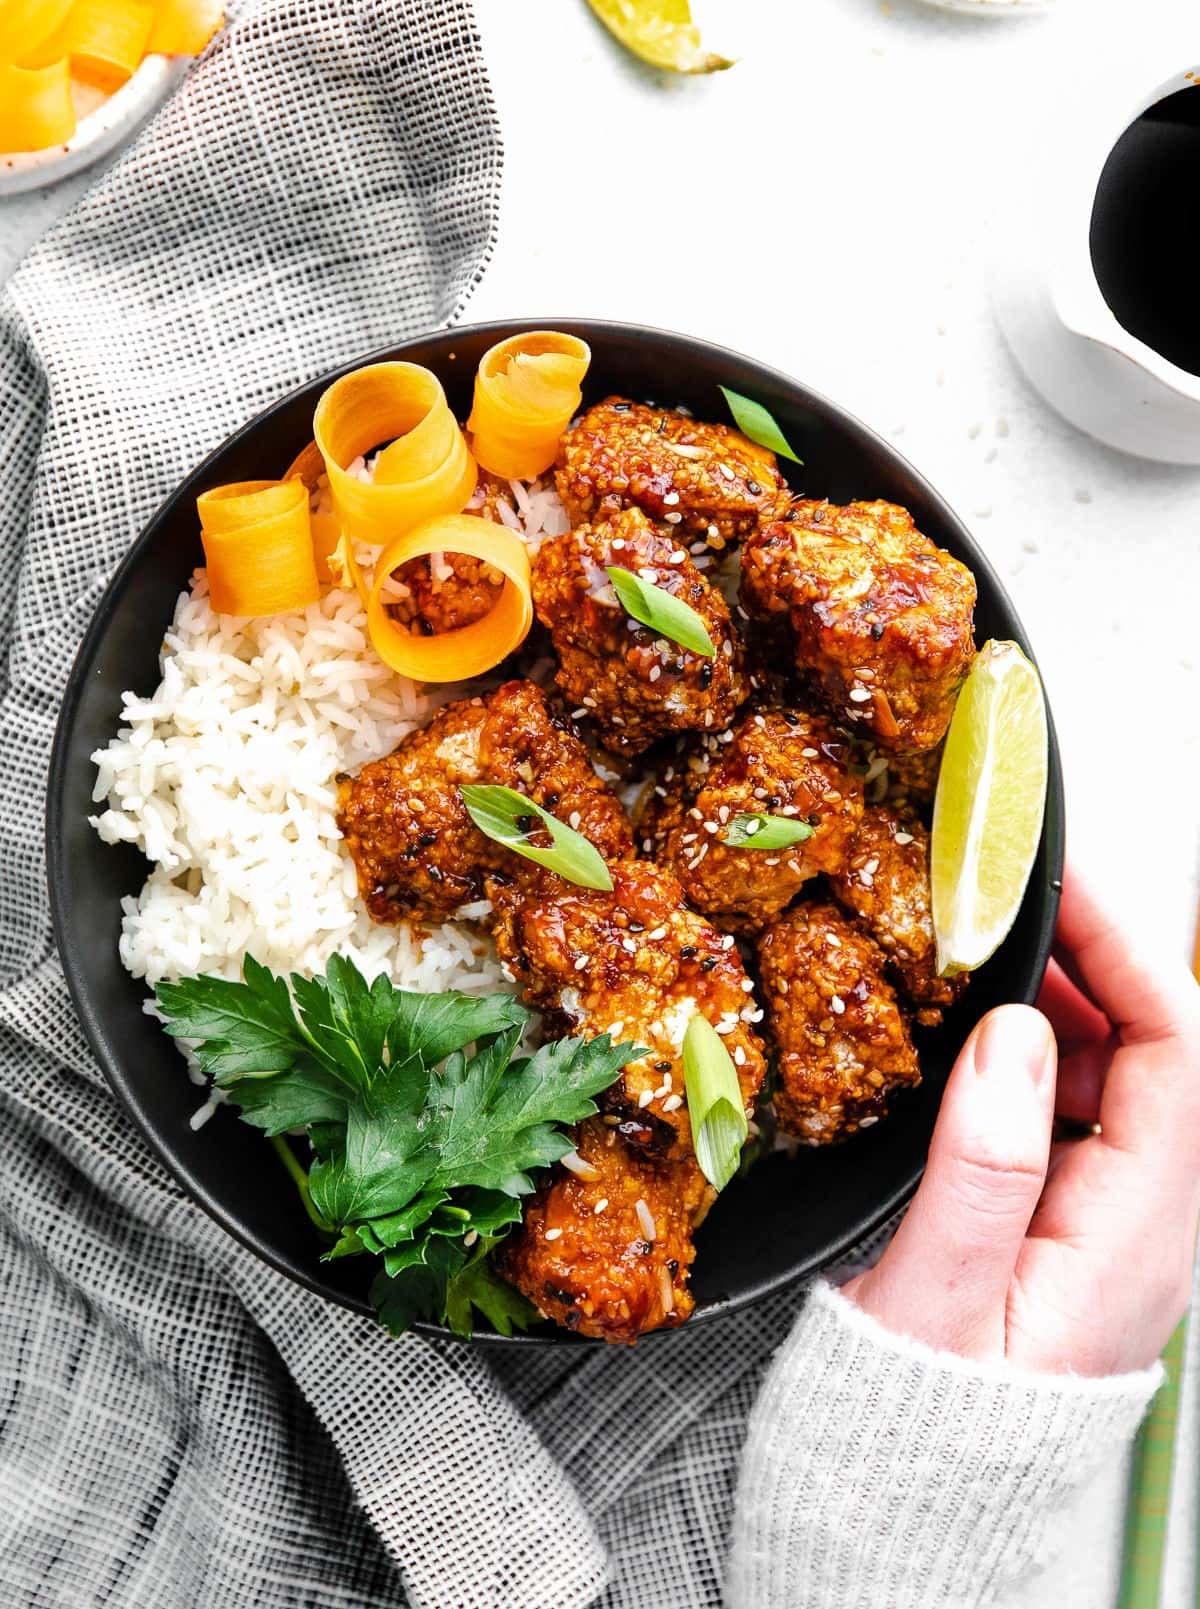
844 865 1200 1375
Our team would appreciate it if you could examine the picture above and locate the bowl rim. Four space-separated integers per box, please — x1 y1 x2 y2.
46 315 1066 1346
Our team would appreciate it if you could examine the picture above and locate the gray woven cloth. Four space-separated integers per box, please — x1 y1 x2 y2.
0 5 837 1603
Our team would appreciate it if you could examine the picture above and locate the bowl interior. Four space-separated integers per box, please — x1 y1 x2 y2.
47 319 1064 1344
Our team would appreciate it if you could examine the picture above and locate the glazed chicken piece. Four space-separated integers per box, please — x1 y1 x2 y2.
556 397 789 551
757 901 920 1146
499 1116 709 1344
336 679 633 925
489 859 767 1154
828 803 967 1025
641 707 864 932
882 742 943 819
740 499 977 754
388 472 519 635
530 506 748 758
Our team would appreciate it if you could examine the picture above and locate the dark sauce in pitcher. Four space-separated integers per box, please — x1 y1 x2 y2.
1089 86 1200 376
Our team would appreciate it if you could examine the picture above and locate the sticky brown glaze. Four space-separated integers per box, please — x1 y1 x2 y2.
556 397 789 551
827 804 968 1025
336 679 633 925
758 900 920 1145
488 859 767 1154
531 505 748 758
641 706 864 932
498 1116 710 1344
740 499 976 754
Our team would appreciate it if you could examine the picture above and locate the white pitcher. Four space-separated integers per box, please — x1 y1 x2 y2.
992 48 1200 465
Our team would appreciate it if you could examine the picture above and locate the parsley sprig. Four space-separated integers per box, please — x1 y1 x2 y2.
156 955 638 1336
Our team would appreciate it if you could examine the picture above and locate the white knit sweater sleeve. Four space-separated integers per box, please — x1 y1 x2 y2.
726 1281 1162 1608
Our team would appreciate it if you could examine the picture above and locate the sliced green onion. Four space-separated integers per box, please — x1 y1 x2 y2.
722 812 815 850
606 565 715 658
460 784 613 891
682 1014 747 1192
718 385 802 465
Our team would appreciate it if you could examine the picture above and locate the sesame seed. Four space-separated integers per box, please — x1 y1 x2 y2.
681 833 697 845
741 978 754 992
569 810 581 829
638 1088 655 1108
802 747 819 758
831 995 846 1015
662 1071 672 1091
654 1081 671 1100
827 932 841 947
664 511 683 524
864 857 880 875
859 1115 879 1128
463 1229 479 1247
648 925 668 940
649 664 662 683
571 707 588 719
721 934 735 949
612 538 626 550
715 1020 735 1035
733 1045 746 1065
778 978 789 995
704 821 719 835
574 954 588 971
694 842 709 863
894 831 914 846
860 871 874 888
636 1200 658 1240
544 1227 563 1241
670 548 688 563
621 937 637 954
662 1093 683 1113
594 1198 609 1214
607 1021 625 1037
582 697 596 709
849 687 872 703
690 541 708 555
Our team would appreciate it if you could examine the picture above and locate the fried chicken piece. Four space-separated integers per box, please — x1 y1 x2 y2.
758 901 919 1145
740 499 977 754
489 859 767 1154
828 804 967 1025
882 742 942 819
336 680 633 924
498 1117 710 1344
641 707 864 932
388 473 516 634
530 506 748 758
556 397 788 551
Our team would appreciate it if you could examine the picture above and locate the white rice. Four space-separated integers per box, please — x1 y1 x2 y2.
89 476 572 1110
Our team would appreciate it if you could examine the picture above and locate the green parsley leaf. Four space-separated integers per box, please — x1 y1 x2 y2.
156 955 313 1083
606 565 715 658
682 1014 748 1192
430 1032 640 1196
718 385 803 465
460 784 614 891
442 1246 537 1338
722 812 816 850
156 952 636 1339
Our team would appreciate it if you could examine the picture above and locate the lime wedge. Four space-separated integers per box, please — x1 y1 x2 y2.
931 640 1048 975
584 0 735 74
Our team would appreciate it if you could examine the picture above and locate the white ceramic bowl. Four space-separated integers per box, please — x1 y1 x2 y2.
0 55 187 196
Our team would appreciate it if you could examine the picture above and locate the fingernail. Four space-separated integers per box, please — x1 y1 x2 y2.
973 1006 1055 1089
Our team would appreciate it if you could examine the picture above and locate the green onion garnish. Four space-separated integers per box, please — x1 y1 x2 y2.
718 385 803 465
722 812 815 850
460 784 614 891
682 1014 748 1192
606 565 715 658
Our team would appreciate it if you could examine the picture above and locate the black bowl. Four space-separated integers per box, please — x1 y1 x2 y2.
47 318 1065 1344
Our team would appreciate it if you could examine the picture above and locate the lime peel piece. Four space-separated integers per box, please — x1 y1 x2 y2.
930 640 1048 976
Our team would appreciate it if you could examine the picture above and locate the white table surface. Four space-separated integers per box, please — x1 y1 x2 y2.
2 0 1197 1603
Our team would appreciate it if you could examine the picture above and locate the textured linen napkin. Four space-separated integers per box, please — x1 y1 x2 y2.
0 5 838 1603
